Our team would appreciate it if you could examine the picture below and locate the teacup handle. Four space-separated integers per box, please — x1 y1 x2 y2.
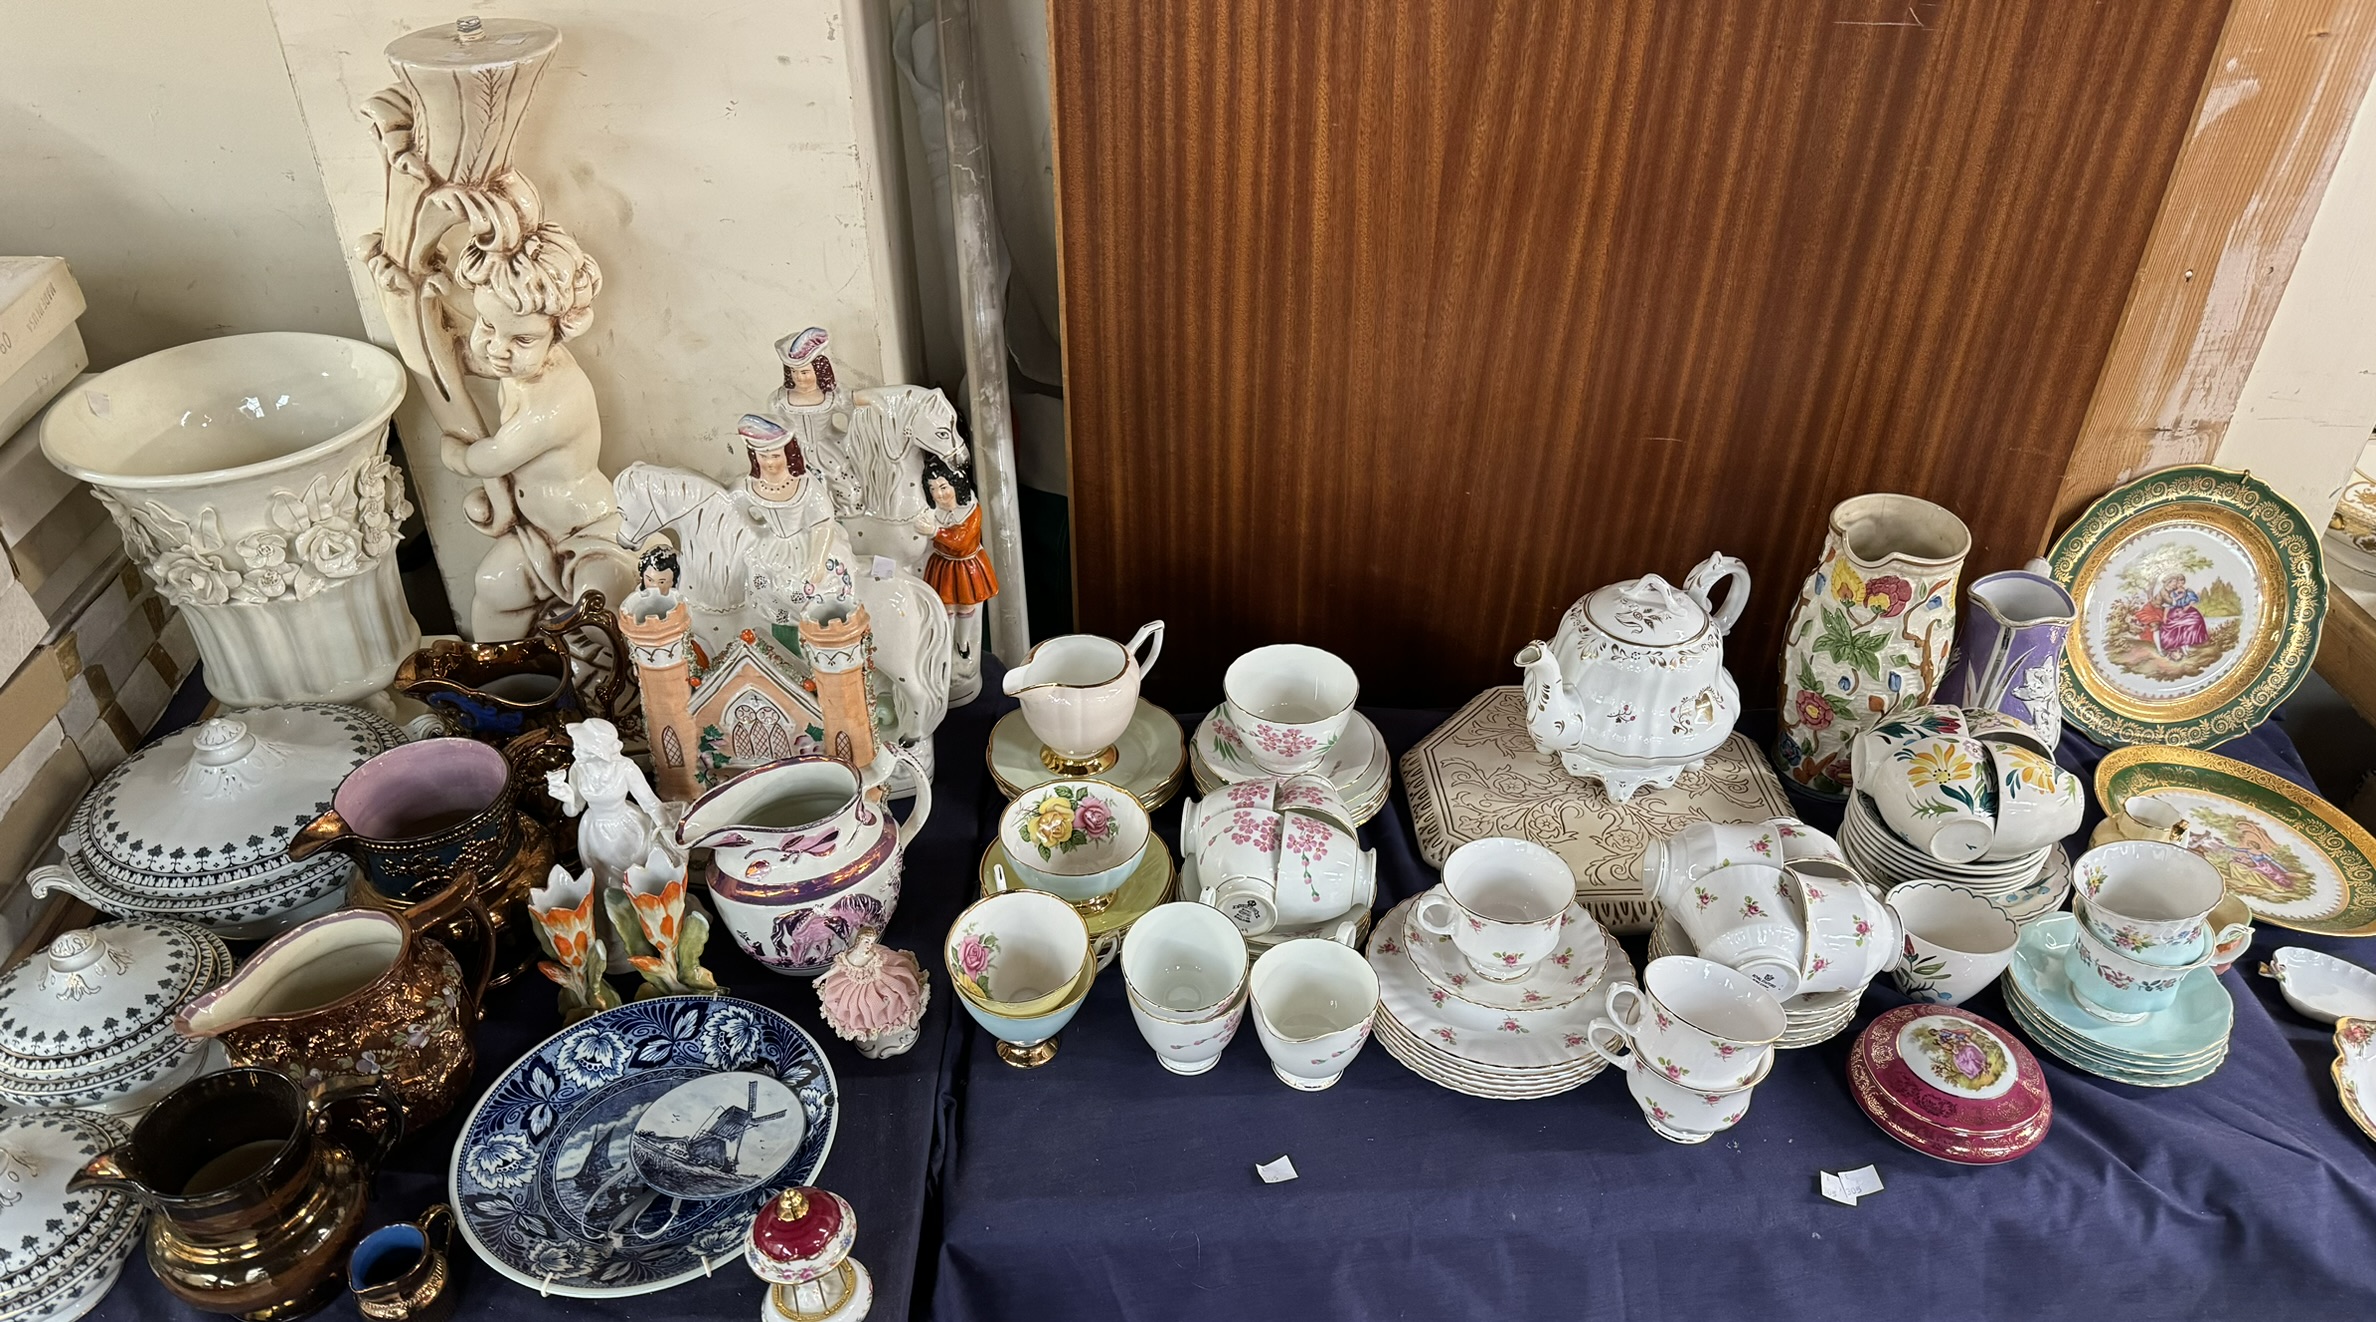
1412 890 1460 938
1603 982 1647 1035
2209 921 2254 967
1126 621 1165 678
419 1201 456 1256
1582 1017 1637 1071
991 863 1012 894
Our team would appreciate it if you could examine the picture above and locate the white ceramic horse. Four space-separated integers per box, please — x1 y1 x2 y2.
612 462 951 779
840 385 968 572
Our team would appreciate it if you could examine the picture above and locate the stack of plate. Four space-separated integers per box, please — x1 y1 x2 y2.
1847 1004 2052 1164
2001 913 2233 1087
1841 791 2070 923
1646 914 1860 1047
1367 895 1634 1099
1188 706 1393 826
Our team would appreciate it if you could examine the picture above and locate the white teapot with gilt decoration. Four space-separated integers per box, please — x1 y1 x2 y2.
1514 553 1750 801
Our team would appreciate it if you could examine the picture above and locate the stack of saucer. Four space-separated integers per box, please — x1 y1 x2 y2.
1847 1004 2052 1164
1190 705 1393 826
1841 791 2070 923
1367 895 1634 1099
2002 913 2233 1087
1646 914 1859 1047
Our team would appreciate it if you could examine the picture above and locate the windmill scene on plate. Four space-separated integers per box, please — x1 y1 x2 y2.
2095 538 2248 690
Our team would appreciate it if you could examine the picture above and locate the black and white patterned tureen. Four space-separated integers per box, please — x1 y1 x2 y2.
0 919 232 1115
27 703 404 938
0 1109 145 1322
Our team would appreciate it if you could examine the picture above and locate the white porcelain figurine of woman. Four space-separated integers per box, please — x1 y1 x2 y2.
545 716 671 908
767 326 861 513
734 414 858 624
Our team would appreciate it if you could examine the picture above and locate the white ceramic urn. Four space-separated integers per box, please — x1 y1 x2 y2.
1513 553 1750 801
41 332 421 706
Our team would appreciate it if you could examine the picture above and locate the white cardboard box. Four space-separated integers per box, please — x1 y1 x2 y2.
0 325 87 447
0 373 99 547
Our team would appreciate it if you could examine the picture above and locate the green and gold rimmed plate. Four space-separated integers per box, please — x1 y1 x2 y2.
2047 465 2323 749
2097 746 2376 937
979 834 1175 938
2335 1019 2375 1147
987 703 1187 810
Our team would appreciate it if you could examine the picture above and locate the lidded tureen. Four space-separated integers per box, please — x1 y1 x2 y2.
1513 553 1750 801
0 1109 145 1322
0 919 231 1115
28 703 406 938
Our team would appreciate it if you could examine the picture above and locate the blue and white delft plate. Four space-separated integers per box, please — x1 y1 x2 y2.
447 996 838 1297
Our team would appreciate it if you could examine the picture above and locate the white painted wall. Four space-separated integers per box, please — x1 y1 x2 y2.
1 0 920 628
2216 80 2376 521
270 1 921 622
0 0 364 367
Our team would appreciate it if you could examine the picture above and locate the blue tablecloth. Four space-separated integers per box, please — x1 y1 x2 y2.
923 705 2376 1322
84 681 1006 1322
71 678 2376 1321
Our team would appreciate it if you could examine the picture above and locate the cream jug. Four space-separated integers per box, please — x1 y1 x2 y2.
1001 622 1164 774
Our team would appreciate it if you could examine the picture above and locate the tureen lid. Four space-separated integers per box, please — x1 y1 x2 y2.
1582 575 1707 647
745 1186 856 1284
69 702 403 883
0 1109 144 1318
0 919 233 1067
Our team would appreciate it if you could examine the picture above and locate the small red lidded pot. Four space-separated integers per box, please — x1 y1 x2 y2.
745 1186 872 1321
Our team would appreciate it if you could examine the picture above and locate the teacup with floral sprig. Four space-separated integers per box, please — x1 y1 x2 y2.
1221 644 1359 777
998 781 1150 913
946 889 1094 1067
2072 840 2248 969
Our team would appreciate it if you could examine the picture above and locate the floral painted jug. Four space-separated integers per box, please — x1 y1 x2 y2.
678 748 932 975
1775 494 1971 797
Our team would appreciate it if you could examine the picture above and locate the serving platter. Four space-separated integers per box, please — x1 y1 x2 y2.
450 997 837 1298
2097 746 2376 937
2046 466 2322 749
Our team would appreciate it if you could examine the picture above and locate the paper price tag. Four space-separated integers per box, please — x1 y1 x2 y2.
1255 1155 1299 1184
1819 1165 1885 1206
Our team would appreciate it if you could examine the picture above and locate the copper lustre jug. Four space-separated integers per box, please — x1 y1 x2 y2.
69 1067 403 1321
175 869 494 1126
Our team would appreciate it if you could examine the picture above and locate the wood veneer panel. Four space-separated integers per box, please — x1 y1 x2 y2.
2051 0 2376 534
1051 0 2232 705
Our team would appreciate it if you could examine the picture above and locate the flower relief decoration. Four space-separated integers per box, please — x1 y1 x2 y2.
97 450 413 610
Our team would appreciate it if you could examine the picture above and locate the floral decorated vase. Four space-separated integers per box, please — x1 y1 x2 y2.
40 333 421 706
1776 494 1971 798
